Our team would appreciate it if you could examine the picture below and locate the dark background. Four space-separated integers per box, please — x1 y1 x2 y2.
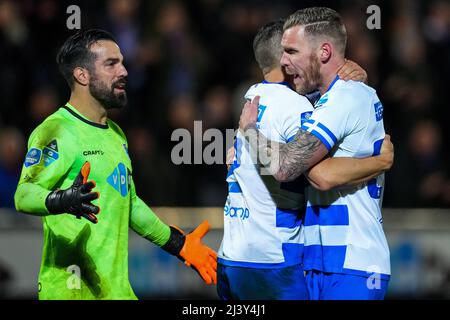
0 0 449 209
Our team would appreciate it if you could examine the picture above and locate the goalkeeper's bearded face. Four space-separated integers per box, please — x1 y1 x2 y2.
88 40 128 110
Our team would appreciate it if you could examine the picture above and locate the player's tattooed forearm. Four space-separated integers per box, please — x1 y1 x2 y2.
243 127 323 181
276 129 323 181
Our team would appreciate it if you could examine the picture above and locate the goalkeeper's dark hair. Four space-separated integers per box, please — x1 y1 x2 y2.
253 19 285 74
56 29 117 89
284 7 347 56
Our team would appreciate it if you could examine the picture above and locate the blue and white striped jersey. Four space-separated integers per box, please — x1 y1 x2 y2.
218 81 313 268
301 76 391 279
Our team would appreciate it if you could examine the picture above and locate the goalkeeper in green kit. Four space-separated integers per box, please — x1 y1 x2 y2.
14 29 217 300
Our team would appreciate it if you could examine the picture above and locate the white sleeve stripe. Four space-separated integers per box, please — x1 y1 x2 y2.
301 122 335 150
302 121 313 129
302 120 337 143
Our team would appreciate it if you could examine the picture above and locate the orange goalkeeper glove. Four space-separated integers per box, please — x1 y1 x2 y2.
161 220 217 285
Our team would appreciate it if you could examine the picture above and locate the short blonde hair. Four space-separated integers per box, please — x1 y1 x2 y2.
284 7 347 56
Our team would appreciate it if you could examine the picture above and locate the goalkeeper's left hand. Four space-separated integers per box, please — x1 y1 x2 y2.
161 220 217 285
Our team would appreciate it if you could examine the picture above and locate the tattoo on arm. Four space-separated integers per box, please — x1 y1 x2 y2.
243 126 328 182
276 129 326 181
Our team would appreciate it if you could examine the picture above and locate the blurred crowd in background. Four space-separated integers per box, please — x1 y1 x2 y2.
0 0 449 208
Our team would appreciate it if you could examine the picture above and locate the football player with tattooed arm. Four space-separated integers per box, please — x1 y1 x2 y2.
239 8 393 300
218 19 392 300
14 29 217 300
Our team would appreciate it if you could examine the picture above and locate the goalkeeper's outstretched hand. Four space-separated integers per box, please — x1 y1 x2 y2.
45 161 100 223
162 220 217 285
179 220 217 285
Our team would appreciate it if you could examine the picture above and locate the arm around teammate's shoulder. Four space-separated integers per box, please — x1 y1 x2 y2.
273 128 329 182
305 134 394 191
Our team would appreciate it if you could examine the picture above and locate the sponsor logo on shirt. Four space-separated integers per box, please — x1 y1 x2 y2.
43 140 59 167
255 105 267 129
24 148 42 167
47 139 58 152
374 101 383 121
83 150 105 156
300 111 313 126
107 162 129 197
224 205 250 220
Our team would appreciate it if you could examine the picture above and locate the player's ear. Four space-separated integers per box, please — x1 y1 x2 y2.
319 42 332 63
73 67 89 86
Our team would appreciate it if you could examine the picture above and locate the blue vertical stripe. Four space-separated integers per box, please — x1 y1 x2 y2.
372 139 383 156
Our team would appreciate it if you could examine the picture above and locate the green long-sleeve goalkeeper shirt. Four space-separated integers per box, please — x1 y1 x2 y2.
15 103 170 300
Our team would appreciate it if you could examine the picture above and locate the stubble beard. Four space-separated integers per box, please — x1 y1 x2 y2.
296 54 322 95
89 73 128 110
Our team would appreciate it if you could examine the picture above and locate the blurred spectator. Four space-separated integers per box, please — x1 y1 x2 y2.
127 127 178 205
201 85 233 130
197 85 235 206
168 94 198 133
0 0 448 208
155 1 210 97
423 0 450 45
165 94 203 205
28 86 59 125
0 127 25 208
0 0 28 46
385 120 447 207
